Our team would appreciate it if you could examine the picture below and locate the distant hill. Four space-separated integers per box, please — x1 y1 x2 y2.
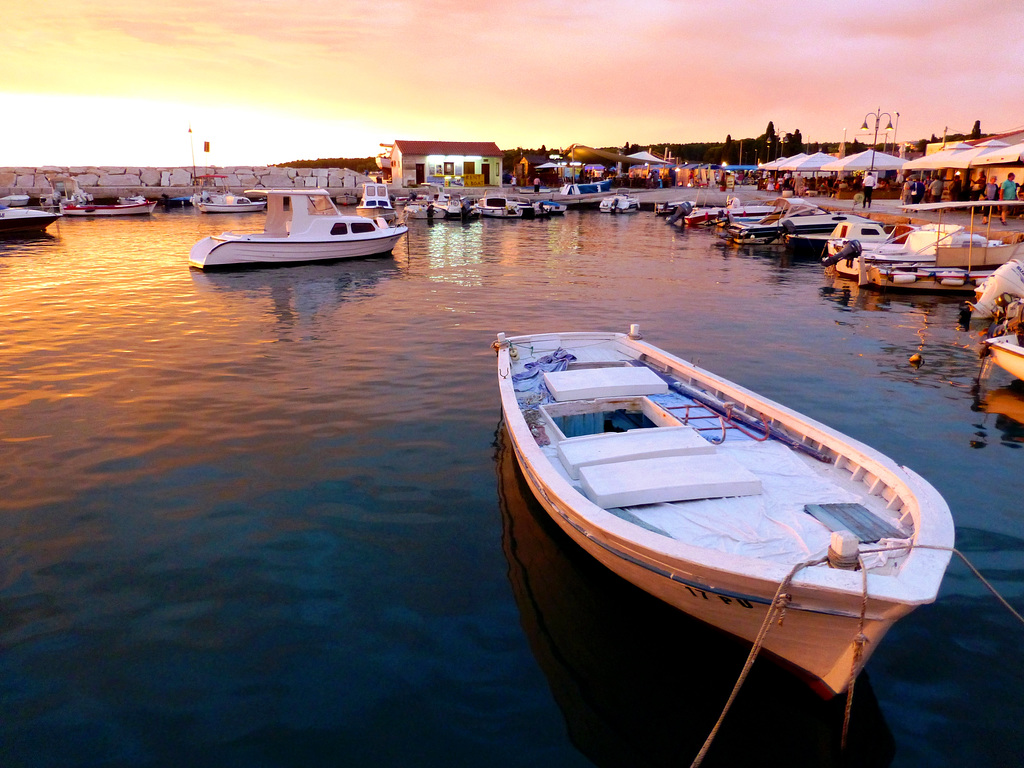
274 157 378 173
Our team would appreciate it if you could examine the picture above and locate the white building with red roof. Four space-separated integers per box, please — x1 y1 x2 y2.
389 140 504 188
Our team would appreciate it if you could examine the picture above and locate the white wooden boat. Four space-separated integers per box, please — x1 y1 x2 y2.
599 190 640 213
495 326 953 696
49 176 156 216
980 295 1024 381
985 335 1024 381
191 175 266 213
188 188 407 269
0 205 61 235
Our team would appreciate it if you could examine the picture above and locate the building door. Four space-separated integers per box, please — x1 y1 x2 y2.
482 163 490 185
416 163 425 184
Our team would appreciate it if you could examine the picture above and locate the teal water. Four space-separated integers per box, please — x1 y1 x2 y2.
0 209 1021 766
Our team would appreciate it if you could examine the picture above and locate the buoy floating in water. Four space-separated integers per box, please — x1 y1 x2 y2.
909 353 923 368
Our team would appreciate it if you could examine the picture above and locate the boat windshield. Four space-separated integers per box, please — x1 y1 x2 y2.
307 194 337 215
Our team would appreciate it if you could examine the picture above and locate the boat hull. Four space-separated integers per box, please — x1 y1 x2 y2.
60 201 156 216
197 202 267 214
189 230 406 269
0 209 60 234
986 337 1024 381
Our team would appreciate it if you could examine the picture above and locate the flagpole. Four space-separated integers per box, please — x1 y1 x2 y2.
189 123 197 187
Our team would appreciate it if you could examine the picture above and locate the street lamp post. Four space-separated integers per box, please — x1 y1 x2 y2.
893 112 900 157
860 107 894 174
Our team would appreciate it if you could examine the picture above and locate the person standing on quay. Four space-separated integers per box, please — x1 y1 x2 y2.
982 176 1000 224
1000 173 1018 224
862 170 876 208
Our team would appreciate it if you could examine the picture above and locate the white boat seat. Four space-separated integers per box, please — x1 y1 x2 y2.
578 453 762 509
557 426 715 480
543 366 668 402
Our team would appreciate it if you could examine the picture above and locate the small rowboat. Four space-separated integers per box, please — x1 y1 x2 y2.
494 326 954 696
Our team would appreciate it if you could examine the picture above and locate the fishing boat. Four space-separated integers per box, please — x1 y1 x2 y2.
188 188 407 269
356 182 396 222
494 326 953 696
190 175 267 213
723 198 871 245
598 191 640 213
50 177 156 216
0 205 61 235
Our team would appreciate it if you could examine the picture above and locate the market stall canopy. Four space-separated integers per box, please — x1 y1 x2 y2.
561 145 668 167
819 149 905 172
969 140 1024 166
778 152 838 172
626 150 671 165
534 162 562 169
760 154 803 170
901 142 976 170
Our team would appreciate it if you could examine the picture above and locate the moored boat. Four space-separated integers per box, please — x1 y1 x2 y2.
598 190 640 213
188 188 407 269
494 326 953 696
50 176 156 216
191 175 267 213
724 198 871 245
0 205 61 235
356 182 397 222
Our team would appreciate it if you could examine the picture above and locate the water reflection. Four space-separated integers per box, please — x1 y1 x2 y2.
971 383 1024 446
495 427 893 768
190 259 400 329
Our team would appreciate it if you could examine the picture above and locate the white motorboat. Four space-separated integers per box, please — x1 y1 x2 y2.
981 296 1024 381
403 186 461 220
558 180 613 195
536 200 567 215
188 188 408 269
789 220 914 260
677 196 775 227
599 190 640 213
0 194 30 207
495 326 953 696
0 205 61 235
474 195 530 219
356 182 396 221
985 336 1024 381
191 175 267 213
724 198 871 245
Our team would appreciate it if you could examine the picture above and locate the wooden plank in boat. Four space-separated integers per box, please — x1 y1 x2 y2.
543 366 668 402
803 503 905 543
557 426 715 480
579 454 762 509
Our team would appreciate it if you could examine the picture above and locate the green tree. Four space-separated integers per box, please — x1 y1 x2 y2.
970 121 981 140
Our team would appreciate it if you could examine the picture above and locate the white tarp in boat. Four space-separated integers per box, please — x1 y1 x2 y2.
620 441 874 565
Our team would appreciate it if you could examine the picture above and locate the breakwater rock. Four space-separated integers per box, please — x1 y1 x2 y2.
0 165 373 201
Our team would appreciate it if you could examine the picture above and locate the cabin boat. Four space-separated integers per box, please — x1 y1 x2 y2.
188 188 408 269
50 177 156 216
723 198 871 245
473 195 536 219
0 205 61 235
788 220 914 260
356 183 396 221
495 326 953 696
599 191 641 213
190 175 267 213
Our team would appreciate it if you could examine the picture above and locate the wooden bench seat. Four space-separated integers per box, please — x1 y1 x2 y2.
557 426 714 480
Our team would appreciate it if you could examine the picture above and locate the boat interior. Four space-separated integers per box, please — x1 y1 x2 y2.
511 340 914 573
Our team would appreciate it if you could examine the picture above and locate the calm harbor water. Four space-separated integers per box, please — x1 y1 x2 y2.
1 208 1022 767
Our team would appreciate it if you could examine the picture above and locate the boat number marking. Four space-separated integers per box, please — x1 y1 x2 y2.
684 585 754 609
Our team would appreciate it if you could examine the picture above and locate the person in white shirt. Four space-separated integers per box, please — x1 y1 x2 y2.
862 171 877 209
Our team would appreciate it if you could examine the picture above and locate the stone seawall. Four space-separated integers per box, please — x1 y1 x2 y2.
0 165 373 201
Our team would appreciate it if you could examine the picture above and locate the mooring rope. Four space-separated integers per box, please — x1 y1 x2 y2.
691 542 1024 768
689 555 827 768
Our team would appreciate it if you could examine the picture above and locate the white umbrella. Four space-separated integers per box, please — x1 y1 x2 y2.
761 153 805 171
901 142 976 170
819 149 906 172
953 140 1021 167
778 152 839 172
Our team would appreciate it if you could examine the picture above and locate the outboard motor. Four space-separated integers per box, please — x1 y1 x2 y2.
665 201 692 226
781 219 798 234
822 239 862 267
971 259 1024 318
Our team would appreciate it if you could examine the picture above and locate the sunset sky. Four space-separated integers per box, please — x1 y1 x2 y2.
3 0 1022 167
